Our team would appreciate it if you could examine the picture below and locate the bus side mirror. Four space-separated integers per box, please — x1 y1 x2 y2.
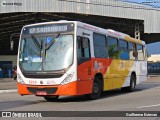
133 51 138 57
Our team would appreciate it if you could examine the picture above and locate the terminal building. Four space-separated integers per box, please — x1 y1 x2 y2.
0 0 160 77
148 54 160 74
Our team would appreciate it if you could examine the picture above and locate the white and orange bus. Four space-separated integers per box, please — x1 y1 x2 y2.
17 21 147 101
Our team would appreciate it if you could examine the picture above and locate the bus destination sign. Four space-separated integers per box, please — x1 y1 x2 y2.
22 23 74 34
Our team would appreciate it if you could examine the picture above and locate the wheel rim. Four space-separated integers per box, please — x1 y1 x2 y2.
93 82 99 94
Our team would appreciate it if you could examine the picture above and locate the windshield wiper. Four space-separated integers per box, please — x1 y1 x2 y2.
44 33 60 58
31 35 40 49
45 33 60 50
31 35 43 58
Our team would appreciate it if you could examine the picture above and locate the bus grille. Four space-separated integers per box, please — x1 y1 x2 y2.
27 87 58 95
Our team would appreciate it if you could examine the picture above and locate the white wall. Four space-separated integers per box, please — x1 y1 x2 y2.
0 55 17 66
148 54 160 62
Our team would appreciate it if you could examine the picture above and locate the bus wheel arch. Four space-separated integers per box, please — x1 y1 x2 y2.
86 73 103 100
121 72 136 92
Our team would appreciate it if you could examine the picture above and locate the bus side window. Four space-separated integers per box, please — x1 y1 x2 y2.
137 44 144 61
107 37 119 59
78 37 82 58
77 36 90 64
143 46 147 61
119 39 129 60
129 42 135 60
133 43 138 60
93 33 108 58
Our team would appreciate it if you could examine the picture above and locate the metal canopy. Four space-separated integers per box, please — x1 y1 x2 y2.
0 12 158 55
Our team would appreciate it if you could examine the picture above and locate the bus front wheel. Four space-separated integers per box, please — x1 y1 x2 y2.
86 77 102 100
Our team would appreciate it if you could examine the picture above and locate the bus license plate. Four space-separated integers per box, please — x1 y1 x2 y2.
36 91 47 95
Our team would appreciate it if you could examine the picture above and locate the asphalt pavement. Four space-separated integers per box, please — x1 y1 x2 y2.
0 78 17 93
0 75 160 120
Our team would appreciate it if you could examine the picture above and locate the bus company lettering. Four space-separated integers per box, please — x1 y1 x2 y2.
83 24 99 31
107 30 121 37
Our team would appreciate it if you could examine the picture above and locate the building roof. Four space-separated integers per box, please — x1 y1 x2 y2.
1 0 160 33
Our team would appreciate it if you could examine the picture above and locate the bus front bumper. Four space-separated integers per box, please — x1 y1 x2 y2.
17 80 93 96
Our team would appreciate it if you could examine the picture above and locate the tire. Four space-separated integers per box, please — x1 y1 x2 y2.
86 77 102 100
128 74 136 92
121 74 136 92
44 96 59 102
121 87 128 92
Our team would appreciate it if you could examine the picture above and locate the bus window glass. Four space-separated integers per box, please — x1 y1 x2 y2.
77 37 90 58
119 39 129 60
128 42 135 60
19 34 74 71
137 44 144 60
143 46 147 60
107 37 118 59
93 33 108 58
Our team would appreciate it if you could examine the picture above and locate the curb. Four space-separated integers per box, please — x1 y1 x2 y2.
0 89 17 93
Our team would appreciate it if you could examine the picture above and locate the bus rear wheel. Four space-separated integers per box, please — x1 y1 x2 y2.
44 96 59 102
121 74 136 92
86 77 102 100
128 74 136 92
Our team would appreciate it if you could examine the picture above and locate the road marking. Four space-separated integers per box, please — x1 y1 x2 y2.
137 104 160 108
0 89 17 93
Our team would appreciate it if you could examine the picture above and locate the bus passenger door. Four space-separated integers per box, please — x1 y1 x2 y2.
136 44 148 84
76 28 93 94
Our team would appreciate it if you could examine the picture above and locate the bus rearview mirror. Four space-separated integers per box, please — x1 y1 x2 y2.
10 40 14 51
10 33 20 51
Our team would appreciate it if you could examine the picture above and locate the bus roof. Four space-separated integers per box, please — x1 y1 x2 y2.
106 29 144 45
76 21 145 45
22 20 145 45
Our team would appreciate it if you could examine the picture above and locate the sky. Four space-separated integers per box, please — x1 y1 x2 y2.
121 0 160 8
147 42 160 55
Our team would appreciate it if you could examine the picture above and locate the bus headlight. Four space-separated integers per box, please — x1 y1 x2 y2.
61 73 74 85
17 73 25 84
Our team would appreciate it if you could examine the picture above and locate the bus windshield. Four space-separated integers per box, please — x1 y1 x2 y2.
19 34 73 71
